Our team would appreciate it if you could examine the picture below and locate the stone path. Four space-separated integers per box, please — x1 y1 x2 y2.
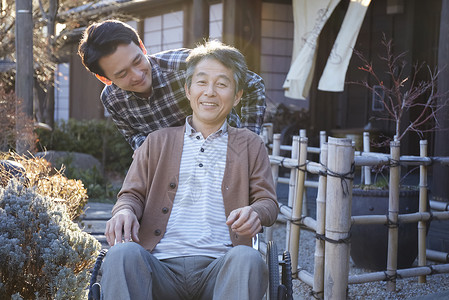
79 202 113 249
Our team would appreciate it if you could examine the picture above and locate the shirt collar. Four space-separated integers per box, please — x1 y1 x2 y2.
185 116 228 138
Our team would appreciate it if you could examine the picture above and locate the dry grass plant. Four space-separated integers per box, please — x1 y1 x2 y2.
0 151 88 220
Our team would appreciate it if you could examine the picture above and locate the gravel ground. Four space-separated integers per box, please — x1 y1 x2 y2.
267 219 449 300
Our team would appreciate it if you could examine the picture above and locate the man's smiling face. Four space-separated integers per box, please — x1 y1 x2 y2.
185 58 243 134
98 42 153 98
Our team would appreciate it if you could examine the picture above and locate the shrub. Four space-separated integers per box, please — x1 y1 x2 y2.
36 118 133 173
0 152 88 221
0 180 101 299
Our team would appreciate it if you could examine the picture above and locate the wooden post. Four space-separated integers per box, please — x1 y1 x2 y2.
266 133 281 243
15 0 34 154
313 143 328 298
363 132 372 185
288 137 308 278
418 140 428 283
324 137 354 299
286 136 299 250
386 140 400 292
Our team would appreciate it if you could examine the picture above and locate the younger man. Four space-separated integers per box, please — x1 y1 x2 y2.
100 40 278 299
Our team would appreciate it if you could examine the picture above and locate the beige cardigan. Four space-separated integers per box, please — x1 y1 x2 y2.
112 125 279 251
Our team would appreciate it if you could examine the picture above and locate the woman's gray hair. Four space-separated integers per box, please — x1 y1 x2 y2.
185 40 248 95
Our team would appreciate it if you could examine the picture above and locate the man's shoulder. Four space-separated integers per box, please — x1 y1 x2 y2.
100 84 127 104
149 48 191 71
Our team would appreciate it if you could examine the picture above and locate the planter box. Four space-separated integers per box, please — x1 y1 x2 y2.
350 188 421 271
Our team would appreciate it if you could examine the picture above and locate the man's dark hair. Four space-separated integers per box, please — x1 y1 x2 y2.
78 20 140 77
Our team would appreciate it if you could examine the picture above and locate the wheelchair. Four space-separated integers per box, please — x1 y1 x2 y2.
88 241 292 300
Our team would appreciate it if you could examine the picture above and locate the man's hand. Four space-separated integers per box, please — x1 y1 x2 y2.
105 209 140 246
226 206 262 239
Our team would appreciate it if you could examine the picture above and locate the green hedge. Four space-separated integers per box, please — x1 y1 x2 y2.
36 118 133 173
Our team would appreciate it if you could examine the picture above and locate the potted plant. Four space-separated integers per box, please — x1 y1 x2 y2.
348 35 449 270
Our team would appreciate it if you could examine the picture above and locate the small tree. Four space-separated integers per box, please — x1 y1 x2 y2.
354 35 449 145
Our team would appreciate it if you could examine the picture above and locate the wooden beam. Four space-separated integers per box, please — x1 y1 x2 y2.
432 0 449 202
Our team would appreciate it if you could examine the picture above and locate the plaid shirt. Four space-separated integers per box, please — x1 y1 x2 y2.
101 48 266 150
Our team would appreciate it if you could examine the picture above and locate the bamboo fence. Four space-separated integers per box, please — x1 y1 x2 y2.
260 126 449 298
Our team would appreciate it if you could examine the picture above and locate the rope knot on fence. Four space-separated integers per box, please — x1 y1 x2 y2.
315 233 351 245
385 214 400 228
325 162 355 196
389 158 401 168
383 271 402 282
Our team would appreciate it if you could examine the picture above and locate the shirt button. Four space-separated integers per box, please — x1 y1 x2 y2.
162 207 169 214
199 163 203 167
169 183 176 189
196 136 200 140
200 148 205 152
154 229 161 236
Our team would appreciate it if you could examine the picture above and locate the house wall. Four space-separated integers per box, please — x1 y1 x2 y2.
61 0 443 156
309 0 441 155
69 43 104 120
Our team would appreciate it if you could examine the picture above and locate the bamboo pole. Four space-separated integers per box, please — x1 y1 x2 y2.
430 200 449 211
418 140 428 283
266 134 281 243
300 130 308 217
348 264 449 284
286 136 299 250
324 137 354 300
363 132 372 185
351 211 449 225
288 137 308 278
298 270 314 287
427 249 449 263
320 131 327 148
386 140 400 292
313 143 328 298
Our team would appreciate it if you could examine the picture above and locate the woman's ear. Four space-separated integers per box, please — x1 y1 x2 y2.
95 74 112 85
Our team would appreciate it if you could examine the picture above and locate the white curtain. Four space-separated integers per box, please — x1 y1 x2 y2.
283 0 341 100
318 0 371 92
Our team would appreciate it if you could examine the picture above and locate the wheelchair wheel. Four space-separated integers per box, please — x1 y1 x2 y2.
88 249 108 300
281 251 293 300
267 241 279 300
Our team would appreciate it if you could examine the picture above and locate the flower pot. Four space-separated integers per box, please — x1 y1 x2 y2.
350 188 422 271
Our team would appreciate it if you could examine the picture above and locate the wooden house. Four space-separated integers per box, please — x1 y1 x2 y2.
58 0 449 206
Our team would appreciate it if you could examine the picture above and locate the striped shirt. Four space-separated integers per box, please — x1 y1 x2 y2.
152 118 232 259
101 48 266 150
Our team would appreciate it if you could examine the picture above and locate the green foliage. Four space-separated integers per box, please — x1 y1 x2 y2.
57 155 120 201
0 180 101 299
36 118 133 173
